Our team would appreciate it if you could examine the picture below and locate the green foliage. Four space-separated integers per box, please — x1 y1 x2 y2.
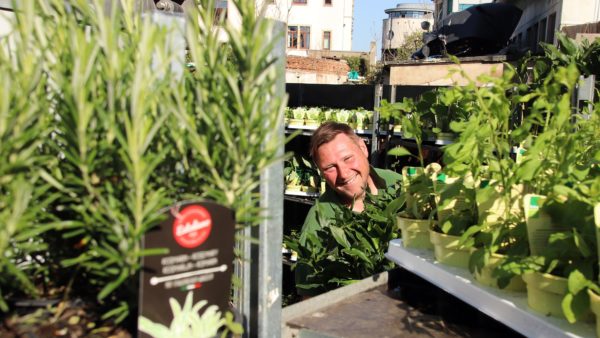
379 99 427 166
285 190 401 295
0 0 284 330
344 56 364 74
138 291 243 338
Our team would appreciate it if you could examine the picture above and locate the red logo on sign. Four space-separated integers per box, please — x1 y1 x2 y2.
172 205 212 249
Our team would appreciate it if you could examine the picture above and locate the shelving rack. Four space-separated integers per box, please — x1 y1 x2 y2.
386 239 596 338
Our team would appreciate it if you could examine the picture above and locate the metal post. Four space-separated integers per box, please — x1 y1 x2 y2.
370 84 383 165
236 19 285 338
577 74 595 119
257 20 285 338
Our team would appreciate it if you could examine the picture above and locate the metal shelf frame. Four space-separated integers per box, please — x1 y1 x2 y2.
385 239 596 338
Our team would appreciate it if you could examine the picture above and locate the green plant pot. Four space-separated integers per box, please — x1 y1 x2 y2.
288 118 304 128
397 216 433 250
429 229 470 269
477 184 523 225
472 253 526 292
304 119 320 128
588 289 600 338
522 271 569 319
286 184 302 192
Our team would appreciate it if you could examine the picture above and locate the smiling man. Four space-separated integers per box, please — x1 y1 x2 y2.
295 122 402 297
300 122 402 236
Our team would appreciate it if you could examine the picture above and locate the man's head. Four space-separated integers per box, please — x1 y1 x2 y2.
310 122 372 205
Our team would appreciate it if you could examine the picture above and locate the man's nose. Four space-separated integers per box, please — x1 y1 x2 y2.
338 162 352 179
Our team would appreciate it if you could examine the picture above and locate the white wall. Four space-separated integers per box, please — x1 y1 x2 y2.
0 8 13 37
261 0 354 52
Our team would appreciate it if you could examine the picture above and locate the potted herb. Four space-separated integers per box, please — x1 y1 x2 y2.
429 173 479 269
379 99 438 250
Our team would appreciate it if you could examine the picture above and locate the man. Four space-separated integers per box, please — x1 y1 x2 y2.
295 122 402 297
300 121 402 240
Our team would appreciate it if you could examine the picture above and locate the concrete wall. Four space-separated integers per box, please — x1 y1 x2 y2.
385 58 505 86
285 70 347 84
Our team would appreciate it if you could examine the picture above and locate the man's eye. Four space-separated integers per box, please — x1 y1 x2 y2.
344 156 353 162
323 166 334 172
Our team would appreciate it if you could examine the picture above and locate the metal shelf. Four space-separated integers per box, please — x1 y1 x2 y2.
385 239 596 338
284 192 318 205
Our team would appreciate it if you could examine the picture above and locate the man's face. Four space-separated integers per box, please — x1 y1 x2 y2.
315 133 371 204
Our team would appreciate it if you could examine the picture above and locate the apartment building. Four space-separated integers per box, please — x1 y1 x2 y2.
381 3 434 61
260 0 354 56
431 0 493 26
495 0 600 50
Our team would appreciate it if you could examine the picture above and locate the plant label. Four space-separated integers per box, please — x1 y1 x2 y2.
137 201 235 337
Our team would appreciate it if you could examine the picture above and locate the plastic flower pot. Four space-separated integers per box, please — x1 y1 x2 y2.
472 253 525 292
304 119 320 128
588 289 600 338
288 118 304 128
429 229 470 269
522 271 574 320
397 216 433 250
477 183 523 225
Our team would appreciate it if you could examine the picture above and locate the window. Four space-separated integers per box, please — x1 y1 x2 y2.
324 0 332 5
547 12 556 44
458 4 473 11
288 26 310 49
323 31 331 50
292 0 307 4
538 18 547 50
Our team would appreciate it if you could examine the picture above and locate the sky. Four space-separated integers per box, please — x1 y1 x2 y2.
352 0 431 56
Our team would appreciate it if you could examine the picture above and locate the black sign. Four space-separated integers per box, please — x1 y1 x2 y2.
138 201 235 337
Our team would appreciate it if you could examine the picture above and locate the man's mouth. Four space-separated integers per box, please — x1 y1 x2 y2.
338 174 357 186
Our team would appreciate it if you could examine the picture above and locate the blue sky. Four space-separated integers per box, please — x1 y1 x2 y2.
352 0 431 55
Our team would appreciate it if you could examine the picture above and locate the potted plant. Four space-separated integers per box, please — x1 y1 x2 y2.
289 107 306 127
0 0 285 335
429 173 479 269
441 62 532 282
305 107 321 128
379 99 439 250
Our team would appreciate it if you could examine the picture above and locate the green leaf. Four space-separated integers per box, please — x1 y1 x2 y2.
387 146 412 157
567 270 590 295
562 290 590 324
329 225 351 249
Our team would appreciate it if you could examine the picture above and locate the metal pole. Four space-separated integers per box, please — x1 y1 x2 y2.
370 84 382 165
236 19 285 338
257 20 285 338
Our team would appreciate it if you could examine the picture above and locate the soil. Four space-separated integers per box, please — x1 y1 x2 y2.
0 299 131 338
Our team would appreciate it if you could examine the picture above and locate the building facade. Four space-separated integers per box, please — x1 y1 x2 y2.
381 3 434 61
495 0 600 50
431 0 493 26
259 0 354 57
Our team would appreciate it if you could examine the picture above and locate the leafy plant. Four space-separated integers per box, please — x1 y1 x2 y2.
1 0 285 331
379 98 427 167
138 291 242 338
285 189 402 295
